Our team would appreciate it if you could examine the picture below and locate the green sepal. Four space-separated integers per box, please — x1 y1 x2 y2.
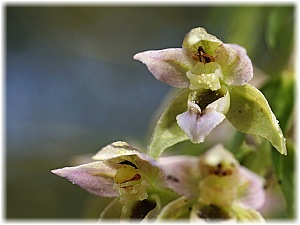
260 71 295 134
226 83 286 155
156 196 195 220
147 89 190 159
231 205 265 222
100 198 123 219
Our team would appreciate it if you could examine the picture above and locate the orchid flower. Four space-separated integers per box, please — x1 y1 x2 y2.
156 144 266 222
134 27 286 158
52 142 266 221
51 141 178 221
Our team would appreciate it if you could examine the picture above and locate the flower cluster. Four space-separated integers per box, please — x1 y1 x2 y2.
52 27 287 222
52 142 265 221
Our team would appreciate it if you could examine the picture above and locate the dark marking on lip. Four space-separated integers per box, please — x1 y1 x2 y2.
119 160 138 169
166 175 180 183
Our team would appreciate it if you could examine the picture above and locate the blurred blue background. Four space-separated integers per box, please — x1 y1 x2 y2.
6 5 294 219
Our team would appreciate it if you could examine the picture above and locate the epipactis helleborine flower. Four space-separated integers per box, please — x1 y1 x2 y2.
52 142 266 221
134 28 251 143
51 141 178 220
134 27 286 157
156 144 266 222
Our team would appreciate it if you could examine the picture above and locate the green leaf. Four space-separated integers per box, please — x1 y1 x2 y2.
238 140 272 177
226 83 286 155
147 89 190 159
271 139 295 218
225 132 245 155
266 7 294 50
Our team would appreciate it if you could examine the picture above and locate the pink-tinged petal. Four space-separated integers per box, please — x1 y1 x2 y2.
134 48 192 88
215 43 253 86
158 155 200 197
237 167 266 210
176 101 226 143
51 161 119 197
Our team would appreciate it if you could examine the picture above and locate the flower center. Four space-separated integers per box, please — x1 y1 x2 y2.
114 161 148 203
208 162 236 177
114 163 141 184
192 46 216 65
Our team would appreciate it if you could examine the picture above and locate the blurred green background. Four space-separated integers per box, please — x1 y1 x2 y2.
6 5 294 219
